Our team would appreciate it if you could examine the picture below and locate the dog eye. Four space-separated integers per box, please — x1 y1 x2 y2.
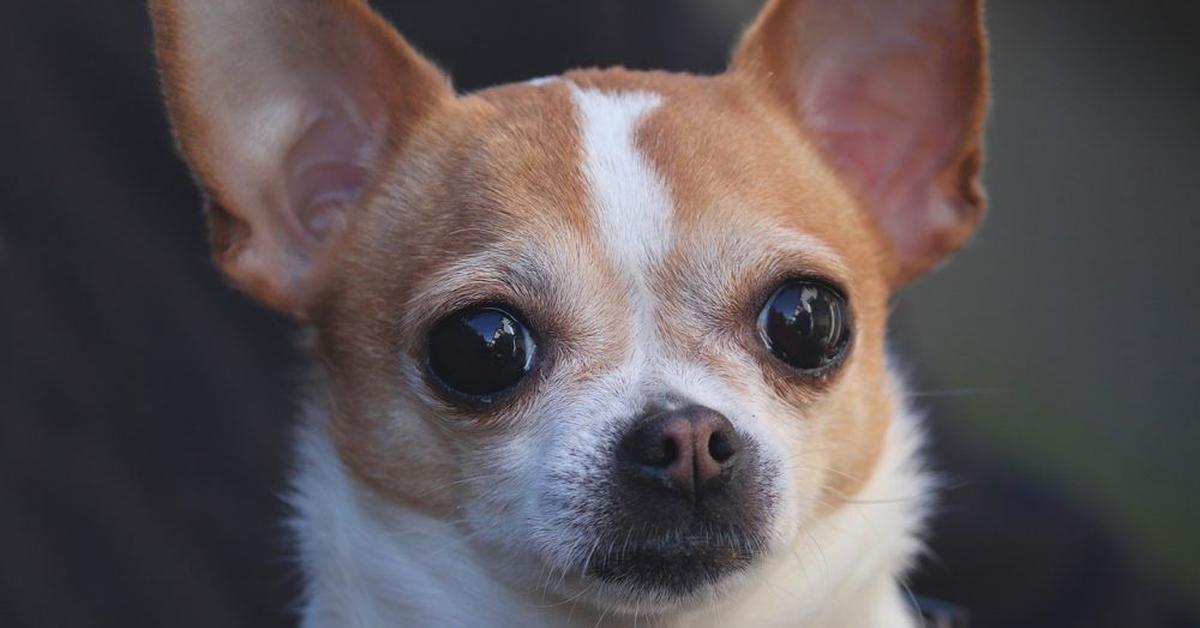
427 305 535 400
757 281 851 372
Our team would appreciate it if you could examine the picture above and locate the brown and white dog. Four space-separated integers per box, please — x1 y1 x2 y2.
149 0 988 625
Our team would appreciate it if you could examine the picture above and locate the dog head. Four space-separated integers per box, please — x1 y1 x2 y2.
151 0 986 613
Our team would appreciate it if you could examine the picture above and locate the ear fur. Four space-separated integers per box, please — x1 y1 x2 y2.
150 0 453 315
732 0 989 284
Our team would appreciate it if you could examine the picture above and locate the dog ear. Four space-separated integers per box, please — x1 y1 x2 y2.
732 0 988 284
150 0 452 316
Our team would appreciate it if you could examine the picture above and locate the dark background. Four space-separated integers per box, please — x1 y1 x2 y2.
2 1 1197 626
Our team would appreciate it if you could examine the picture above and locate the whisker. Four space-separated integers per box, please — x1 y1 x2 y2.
592 600 610 628
900 580 929 628
409 473 495 499
902 386 1003 400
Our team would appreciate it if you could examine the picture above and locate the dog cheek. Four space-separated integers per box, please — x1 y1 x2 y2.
529 418 617 567
735 389 821 543
525 389 641 572
457 431 547 553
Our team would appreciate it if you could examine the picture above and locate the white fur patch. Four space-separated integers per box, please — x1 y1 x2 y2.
569 86 671 350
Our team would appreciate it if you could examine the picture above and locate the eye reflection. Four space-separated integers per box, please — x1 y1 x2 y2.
466 313 517 354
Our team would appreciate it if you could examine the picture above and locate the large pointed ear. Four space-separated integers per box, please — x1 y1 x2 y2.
732 0 988 284
150 0 453 316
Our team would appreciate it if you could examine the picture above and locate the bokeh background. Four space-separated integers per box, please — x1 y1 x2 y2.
1 1 1196 626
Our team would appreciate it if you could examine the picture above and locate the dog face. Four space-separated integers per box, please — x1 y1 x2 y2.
152 0 986 613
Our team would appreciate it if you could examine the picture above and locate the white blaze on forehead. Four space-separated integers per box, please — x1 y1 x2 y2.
569 86 673 349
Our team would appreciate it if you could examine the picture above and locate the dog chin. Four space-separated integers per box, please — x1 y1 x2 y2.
561 532 767 614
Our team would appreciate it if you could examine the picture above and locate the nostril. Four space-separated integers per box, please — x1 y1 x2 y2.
618 406 740 488
656 436 679 467
622 423 683 469
707 430 736 464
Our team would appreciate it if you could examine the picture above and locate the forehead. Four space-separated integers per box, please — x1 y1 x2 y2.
475 70 875 257
333 69 887 329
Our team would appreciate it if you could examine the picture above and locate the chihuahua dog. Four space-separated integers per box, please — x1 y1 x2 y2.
150 0 987 625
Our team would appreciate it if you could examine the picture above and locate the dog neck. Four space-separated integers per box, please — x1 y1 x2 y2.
289 366 928 628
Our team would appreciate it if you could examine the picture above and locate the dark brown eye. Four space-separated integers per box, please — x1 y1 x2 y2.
427 306 535 401
757 281 851 372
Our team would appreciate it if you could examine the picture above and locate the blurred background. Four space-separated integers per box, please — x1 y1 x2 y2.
1 1 1196 626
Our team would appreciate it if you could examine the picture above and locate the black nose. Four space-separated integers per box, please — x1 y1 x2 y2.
593 405 766 593
617 405 742 499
